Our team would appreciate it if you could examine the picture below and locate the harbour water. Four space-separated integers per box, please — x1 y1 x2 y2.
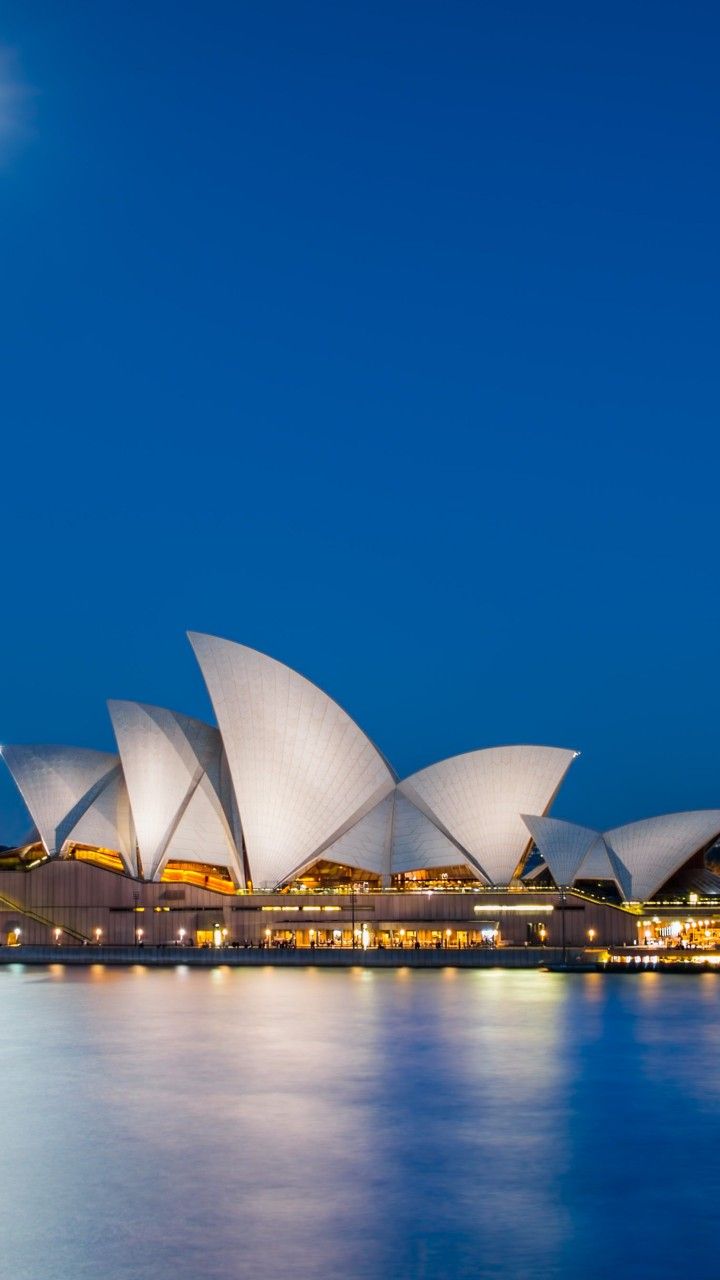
1 965 718 1279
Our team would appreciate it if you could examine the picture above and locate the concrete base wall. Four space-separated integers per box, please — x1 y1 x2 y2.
0 860 639 948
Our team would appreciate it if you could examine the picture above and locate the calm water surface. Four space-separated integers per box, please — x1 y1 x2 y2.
1 965 718 1279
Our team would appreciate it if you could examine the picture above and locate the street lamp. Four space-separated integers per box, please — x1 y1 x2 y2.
557 880 568 966
587 928 596 944
221 927 228 946
13 927 21 945
136 927 144 944
54 928 62 945
95 927 102 945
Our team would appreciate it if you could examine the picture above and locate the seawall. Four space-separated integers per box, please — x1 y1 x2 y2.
0 944 579 969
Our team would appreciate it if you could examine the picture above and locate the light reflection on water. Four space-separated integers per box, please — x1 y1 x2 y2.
0 968 718 1279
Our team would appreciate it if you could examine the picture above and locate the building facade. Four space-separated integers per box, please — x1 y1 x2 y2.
1 631 719 950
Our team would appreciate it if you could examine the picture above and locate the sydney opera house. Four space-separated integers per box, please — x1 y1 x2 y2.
1 632 719 952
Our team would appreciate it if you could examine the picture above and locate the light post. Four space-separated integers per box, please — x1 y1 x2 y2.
95 927 102 946
54 927 62 946
136 927 144 945
13 927 21 946
178 927 186 946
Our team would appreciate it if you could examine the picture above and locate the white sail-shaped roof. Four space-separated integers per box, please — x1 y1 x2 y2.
521 811 720 903
521 815 603 887
576 837 614 880
290 790 483 882
399 745 578 885
188 633 396 888
64 769 138 876
575 835 631 898
162 774 242 885
604 811 720 902
307 792 396 879
0 744 122 857
523 814 631 898
392 792 480 876
108 700 242 883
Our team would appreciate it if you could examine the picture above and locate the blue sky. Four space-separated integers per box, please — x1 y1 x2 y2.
0 1 718 842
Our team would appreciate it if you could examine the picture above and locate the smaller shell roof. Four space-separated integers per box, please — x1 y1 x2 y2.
521 815 602 888
286 790 483 883
399 745 578 885
522 809 720 902
107 699 241 884
0 744 122 859
604 811 720 902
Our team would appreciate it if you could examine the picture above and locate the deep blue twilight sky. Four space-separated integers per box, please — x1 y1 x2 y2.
0 1 718 843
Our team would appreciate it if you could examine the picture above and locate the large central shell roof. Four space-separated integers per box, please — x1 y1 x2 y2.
189 632 397 888
399 745 578 885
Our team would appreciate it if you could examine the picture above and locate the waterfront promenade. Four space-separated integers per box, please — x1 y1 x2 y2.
0 943 573 969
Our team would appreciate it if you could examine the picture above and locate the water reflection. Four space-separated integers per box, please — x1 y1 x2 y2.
0 969 719 1279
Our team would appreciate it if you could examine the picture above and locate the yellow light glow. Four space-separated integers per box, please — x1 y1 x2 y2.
474 904 554 913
